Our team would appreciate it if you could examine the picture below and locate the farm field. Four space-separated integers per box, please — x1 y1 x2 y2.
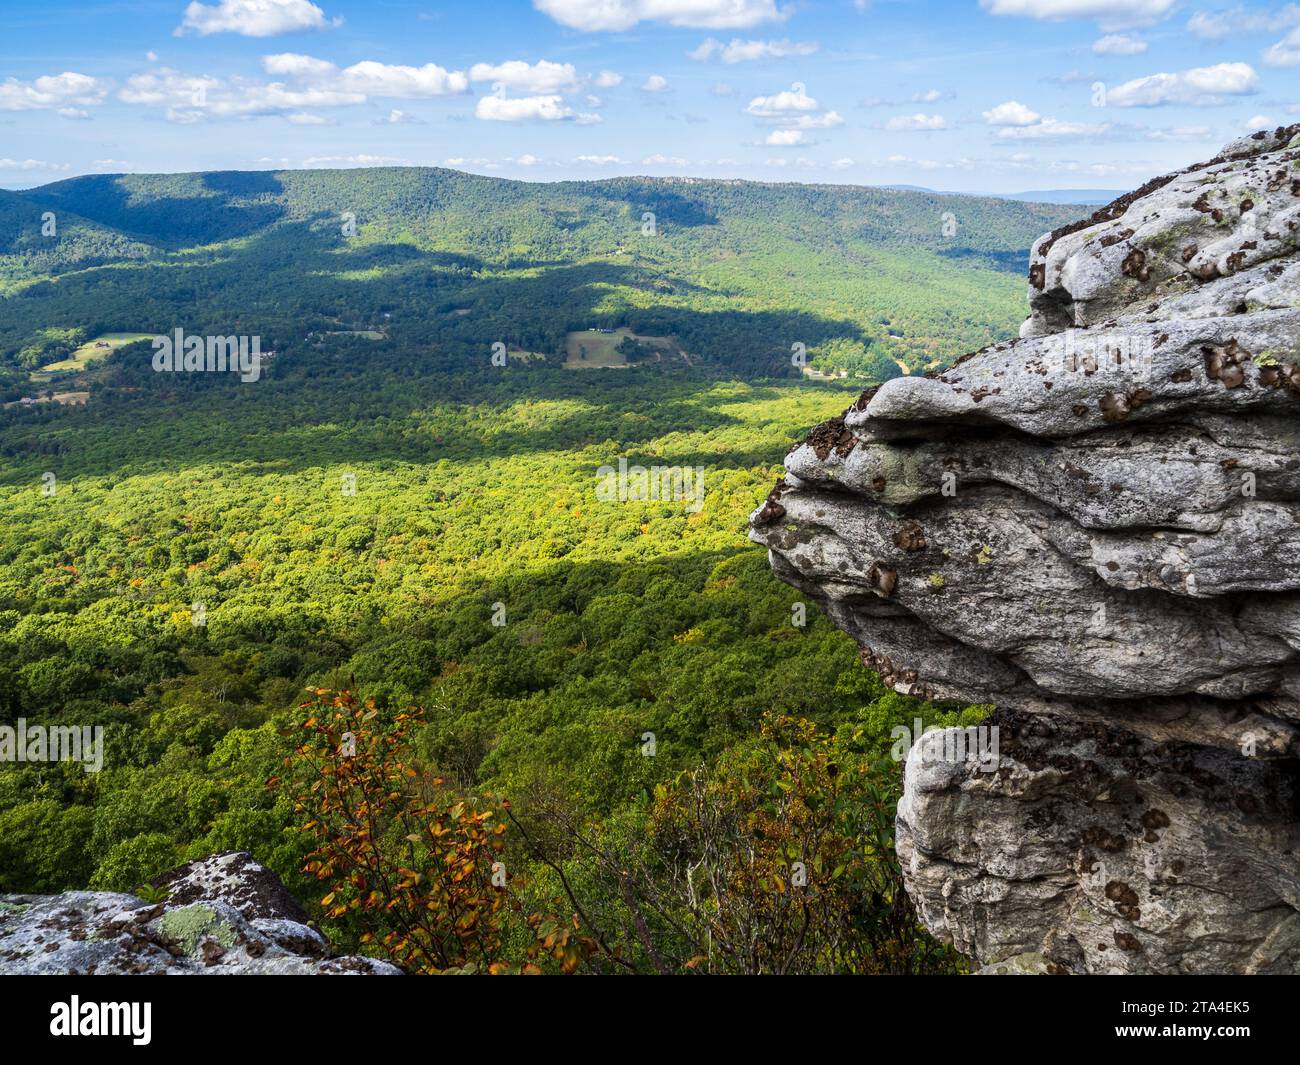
563 327 686 369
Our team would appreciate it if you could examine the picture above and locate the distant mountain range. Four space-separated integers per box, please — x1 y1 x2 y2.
0 167 1085 383
878 185 1122 206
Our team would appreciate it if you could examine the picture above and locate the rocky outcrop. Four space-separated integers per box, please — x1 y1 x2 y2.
751 127 1300 974
0 851 401 974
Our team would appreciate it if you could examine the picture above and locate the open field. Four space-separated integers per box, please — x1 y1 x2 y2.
563 327 685 369
35 332 151 377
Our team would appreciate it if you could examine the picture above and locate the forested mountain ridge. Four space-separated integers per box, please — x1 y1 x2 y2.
1 167 1081 384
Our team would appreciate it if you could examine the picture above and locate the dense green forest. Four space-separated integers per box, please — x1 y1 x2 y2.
0 168 1068 972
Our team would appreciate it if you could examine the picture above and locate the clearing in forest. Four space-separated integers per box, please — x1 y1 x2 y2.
563 327 686 369
35 332 152 377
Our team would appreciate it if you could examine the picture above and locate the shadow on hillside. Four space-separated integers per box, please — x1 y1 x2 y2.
20 172 289 249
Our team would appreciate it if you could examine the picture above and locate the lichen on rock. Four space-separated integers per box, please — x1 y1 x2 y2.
0 851 400 975
751 127 1300 975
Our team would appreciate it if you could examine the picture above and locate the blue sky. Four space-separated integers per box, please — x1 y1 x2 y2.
2 0 1298 192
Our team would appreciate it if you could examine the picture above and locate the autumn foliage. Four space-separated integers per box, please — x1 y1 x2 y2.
273 688 593 974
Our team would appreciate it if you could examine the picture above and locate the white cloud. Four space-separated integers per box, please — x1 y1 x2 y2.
0 158 70 171
996 117 1111 137
58 108 91 120
765 128 807 145
689 37 818 62
830 157 854 169
468 60 580 94
378 108 420 124
1092 33 1147 54
285 111 333 124
782 110 844 129
885 112 947 130
912 88 944 102
0 72 109 112
979 0 1175 29
1188 5 1300 40
1245 113 1275 127
1105 61 1258 105
1264 26 1300 65
534 0 786 32
475 93 598 121
642 153 689 165
745 84 818 115
710 81 734 95
641 74 671 91
982 99 1041 125
177 0 341 38
302 153 403 166
327 59 469 97
120 68 366 117
263 54 469 97
594 70 624 87
575 154 627 164
1146 124 1214 140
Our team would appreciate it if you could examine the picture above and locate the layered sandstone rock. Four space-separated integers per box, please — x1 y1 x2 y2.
751 127 1300 974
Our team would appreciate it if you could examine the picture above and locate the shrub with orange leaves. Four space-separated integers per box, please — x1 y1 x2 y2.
271 688 594 974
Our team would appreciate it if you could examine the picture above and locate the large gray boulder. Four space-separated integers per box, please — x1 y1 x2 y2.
0 851 401 975
751 126 1300 974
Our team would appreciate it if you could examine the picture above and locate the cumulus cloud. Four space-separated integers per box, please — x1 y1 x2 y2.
0 158 70 171
884 112 948 130
781 110 844 129
1092 33 1147 54
745 83 818 115
117 54 473 122
177 0 341 37
533 0 786 32
689 37 817 62
640 74 671 91
0 72 109 112
468 60 580 94
119 67 361 119
594 70 624 87
995 117 1110 137
982 99 1041 125
263 54 469 97
764 128 807 144
912 88 944 102
1264 26 1300 65
1188 5 1300 40
1105 61 1258 105
980 0 1175 28
475 93 599 122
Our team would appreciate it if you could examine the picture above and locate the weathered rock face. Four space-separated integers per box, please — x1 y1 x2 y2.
751 127 1300 974
0 852 401 974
